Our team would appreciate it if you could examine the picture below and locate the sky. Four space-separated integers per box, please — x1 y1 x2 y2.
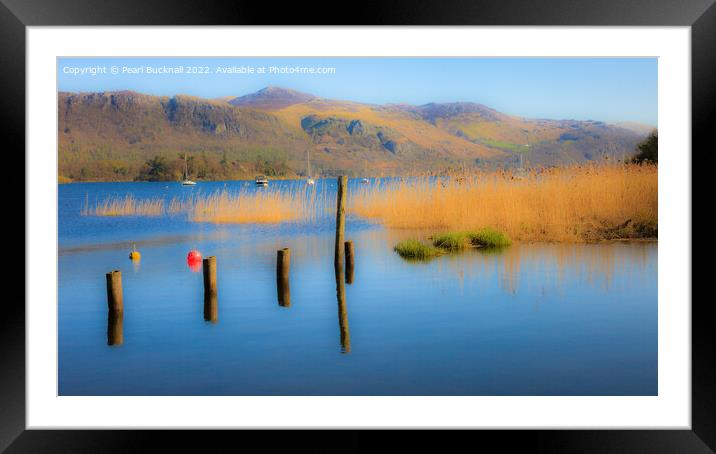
57 57 657 126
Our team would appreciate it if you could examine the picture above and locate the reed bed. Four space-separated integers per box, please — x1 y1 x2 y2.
351 164 658 242
87 185 332 224
189 187 328 224
85 164 657 241
90 195 165 217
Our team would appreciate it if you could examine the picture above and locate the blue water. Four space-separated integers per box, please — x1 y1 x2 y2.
58 180 657 396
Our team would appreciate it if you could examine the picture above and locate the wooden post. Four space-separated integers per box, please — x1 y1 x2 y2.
202 256 218 322
203 256 217 298
344 240 354 284
107 311 123 346
334 176 347 274
105 270 123 312
277 248 291 307
335 177 350 349
106 270 124 346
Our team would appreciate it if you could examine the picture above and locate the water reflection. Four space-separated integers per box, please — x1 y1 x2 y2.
392 237 655 297
277 271 291 308
277 248 291 308
204 294 218 323
188 258 202 273
202 256 218 322
345 240 355 284
336 268 351 354
107 311 123 346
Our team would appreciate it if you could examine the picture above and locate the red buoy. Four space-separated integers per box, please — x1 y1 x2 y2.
187 250 202 272
187 250 202 262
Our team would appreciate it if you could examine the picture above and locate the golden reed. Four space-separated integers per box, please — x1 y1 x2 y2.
350 163 657 242
188 187 327 224
88 185 330 224
85 164 657 242
89 195 165 217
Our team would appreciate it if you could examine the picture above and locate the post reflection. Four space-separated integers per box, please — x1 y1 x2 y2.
277 248 291 308
277 275 291 308
107 310 123 346
345 240 355 284
204 293 218 323
336 268 351 354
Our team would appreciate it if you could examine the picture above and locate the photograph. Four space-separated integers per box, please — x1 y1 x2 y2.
57 56 658 396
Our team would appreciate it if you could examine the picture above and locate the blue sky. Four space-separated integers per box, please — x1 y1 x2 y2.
58 57 657 125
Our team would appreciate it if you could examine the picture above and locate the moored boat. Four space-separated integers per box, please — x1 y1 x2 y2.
181 153 196 185
360 159 370 184
306 150 315 185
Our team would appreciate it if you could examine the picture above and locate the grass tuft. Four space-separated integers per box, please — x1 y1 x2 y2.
432 228 511 251
394 239 440 260
432 232 470 250
466 228 512 248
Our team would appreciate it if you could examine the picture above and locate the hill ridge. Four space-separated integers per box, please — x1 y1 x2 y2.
57 88 652 182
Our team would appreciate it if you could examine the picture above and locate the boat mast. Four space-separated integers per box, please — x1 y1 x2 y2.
307 149 311 178
184 153 188 180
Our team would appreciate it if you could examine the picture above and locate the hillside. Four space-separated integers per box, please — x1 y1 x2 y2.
58 88 653 181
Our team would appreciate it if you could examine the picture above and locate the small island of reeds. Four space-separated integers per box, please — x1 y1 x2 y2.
393 239 441 260
394 228 512 260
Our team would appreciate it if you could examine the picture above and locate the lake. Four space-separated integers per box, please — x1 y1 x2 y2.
58 180 657 396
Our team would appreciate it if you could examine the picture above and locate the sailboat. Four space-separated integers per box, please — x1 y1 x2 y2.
361 159 370 185
306 150 315 185
181 153 196 186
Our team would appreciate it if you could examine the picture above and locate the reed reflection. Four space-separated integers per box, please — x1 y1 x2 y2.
430 242 656 297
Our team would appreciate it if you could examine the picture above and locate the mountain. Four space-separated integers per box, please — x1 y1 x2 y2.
613 121 657 136
229 86 316 109
57 88 652 182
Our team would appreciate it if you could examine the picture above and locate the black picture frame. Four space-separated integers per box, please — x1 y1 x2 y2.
4 0 711 451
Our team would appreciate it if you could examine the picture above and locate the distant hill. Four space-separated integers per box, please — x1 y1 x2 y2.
58 88 653 182
613 121 657 136
229 86 316 109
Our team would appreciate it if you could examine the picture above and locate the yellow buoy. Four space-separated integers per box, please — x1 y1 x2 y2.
129 244 141 261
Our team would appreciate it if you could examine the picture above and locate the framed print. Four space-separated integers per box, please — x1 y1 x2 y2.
6 0 713 451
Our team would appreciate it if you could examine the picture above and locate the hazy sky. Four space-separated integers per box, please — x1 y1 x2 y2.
58 57 657 125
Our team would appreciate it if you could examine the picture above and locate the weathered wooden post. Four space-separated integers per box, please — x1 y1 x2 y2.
277 248 291 307
105 270 124 345
334 176 347 275
203 256 217 296
336 269 351 354
105 270 123 312
334 177 350 350
203 256 218 322
344 240 355 284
